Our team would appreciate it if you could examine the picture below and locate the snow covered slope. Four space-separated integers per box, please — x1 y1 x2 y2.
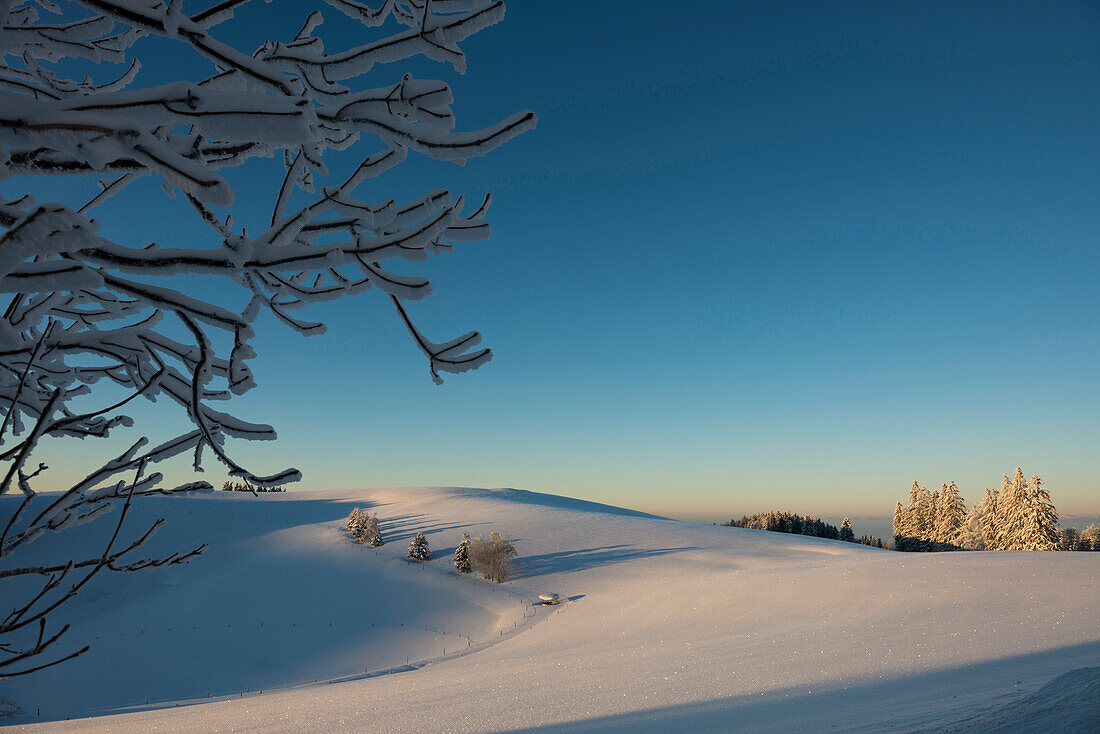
3 487 1098 732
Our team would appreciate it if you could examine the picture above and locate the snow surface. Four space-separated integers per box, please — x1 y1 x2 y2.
2 486 1098 732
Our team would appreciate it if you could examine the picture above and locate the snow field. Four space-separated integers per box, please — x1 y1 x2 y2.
3 486 1098 732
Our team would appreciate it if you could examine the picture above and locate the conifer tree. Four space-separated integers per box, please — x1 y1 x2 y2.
996 469 1030 550
1058 528 1081 551
913 484 935 550
1081 524 1100 551
932 484 943 539
893 501 907 550
365 514 384 547
453 532 472 573
980 487 999 551
935 481 966 548
407 531 432 562
839 518 855 543
347 508 368 543
957 501 985 550
1020 475 1059 551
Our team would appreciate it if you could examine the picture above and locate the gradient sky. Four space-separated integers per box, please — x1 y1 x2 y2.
32 0 1100 521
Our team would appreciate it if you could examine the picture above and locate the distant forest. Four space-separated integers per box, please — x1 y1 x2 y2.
722 512 887 548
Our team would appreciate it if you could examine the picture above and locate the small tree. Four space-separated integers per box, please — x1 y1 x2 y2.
365 515 384 548
347 508 383 546
453 532 472 573
407 531 431 562
347 507 367 542
839 518 855 543
469 532 515 582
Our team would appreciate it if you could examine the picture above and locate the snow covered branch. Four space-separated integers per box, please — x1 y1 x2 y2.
0 0 533 676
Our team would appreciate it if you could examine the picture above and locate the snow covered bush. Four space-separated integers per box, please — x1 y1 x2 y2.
453 531 471 573
406 531 430 562
469 531 514 582
0 0 534 677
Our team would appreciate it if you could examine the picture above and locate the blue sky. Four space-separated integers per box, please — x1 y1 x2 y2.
33 0 1100 521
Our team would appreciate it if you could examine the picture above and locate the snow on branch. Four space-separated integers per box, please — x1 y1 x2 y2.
1 0 533 676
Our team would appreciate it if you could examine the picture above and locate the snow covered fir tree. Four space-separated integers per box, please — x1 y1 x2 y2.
347 508 383 546
893 469 1064 551
407 531 431 562
453 532 472 573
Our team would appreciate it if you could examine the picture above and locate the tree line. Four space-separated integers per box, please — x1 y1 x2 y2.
723 511 887 548
893 468 1099 552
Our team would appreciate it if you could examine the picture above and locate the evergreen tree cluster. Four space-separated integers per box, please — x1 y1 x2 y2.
1057 525 1100 551
725 511 839 538
723 511 884 547
347 508 384 547
893 469 1061 552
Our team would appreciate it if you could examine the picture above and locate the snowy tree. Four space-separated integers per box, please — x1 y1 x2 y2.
913 484 935 548
348 507 367 541
892 500 907 550
407 531 431 562
469 531 514 582
1058 527 1081 552
979 487 999 551
1019 475 1058 551
839 517 854 543
364 514 384 548
934 481 966 549
931 484 941 535
1081 524 1100 552
453 531 471 573
347 508 381 546
956 500 985 551
896 483 935 551
996 469 1030 550
0 0 534 676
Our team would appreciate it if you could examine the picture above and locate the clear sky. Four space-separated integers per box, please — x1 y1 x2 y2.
33 0 1100 521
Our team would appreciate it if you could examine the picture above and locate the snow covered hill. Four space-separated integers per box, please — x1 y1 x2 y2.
3 486 1098 732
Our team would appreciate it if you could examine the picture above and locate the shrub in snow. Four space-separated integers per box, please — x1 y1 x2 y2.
407 532 431 562
469 532 516 582
453 532 472 574
0 0 532 677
